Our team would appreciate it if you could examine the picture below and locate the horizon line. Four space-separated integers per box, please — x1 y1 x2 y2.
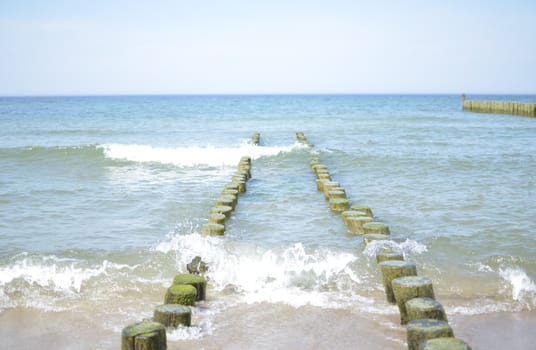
2 92 536 98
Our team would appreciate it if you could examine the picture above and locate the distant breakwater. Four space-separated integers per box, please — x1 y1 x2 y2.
462 94 536 117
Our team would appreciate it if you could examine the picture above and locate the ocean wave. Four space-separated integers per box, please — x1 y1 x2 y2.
0 253 141 311
155 233 382 310
499 268 536 308
0 145 105 163
0 254 118 293
99 141 307 167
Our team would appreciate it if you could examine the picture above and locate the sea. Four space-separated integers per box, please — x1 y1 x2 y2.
0 94 535 349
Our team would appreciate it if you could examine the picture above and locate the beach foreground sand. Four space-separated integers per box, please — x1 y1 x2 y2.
1 304 535 349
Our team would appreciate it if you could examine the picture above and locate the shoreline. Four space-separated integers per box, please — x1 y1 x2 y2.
1 304 535 349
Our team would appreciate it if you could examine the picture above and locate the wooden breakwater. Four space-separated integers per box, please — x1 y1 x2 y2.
298 132 472 350
462 94 536 117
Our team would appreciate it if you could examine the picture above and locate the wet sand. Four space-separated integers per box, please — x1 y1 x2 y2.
2 304 535 349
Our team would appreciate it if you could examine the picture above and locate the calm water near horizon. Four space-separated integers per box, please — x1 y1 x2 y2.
0 94 535 349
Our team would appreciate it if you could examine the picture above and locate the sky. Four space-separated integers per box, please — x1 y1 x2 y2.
0 0 535 95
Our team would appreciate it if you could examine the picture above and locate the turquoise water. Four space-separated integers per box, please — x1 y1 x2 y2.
1 95 535 349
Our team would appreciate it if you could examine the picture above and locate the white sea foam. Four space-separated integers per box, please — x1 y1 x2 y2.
0 254 138 311
166 306 215 340
448 299 524 315
99 142 305 167
361 238 427 258
0 255 122 293
399 239 428 255
155 233 382 311
499 268 536 307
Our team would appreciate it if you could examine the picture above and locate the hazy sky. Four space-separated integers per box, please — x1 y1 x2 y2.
1 0 535 95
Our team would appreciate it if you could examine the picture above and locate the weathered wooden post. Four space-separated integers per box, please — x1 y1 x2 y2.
121 320 167 350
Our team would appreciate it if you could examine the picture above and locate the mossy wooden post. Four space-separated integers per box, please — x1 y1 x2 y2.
379 260 417 304
201 223 225 236
173 273 207 301
210 205 233 219
363 233 389 244
214 196 235 210
154 304 192 328
252 132 260 145
363 222 390 235
224 182 240 192
392 276 435 324
316 179 329 192
187 256 208 275
121 320 166 350
312 164 328 175
237 165 251 180
329 197 348 212
376 247 404 263
419 337 472 350
317 172 331 181
220 193 237 209
323 181 340 200
296 131 306 143
328 189 346 199
342 210 367 226
222 188 239 199
208 213 226 225
406 297 448 323
407 319 454 350
230 180 246 193
232 173 247 181
346 216 373 234
350 205 373 217
164 284 197 306
314 168 329 181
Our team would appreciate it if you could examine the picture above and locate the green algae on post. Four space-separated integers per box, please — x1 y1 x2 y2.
312 164 328 175
224 183 240 192
121 320 167 350
233 180 247 193
221 189 239 198
419 337 472 350
376 250 404 263
173 273 207 301
406 319 454 350
164 284 197 306
363 233 389 244
201 223 225 236
213 196 235 210
406 297 448 323
350 205 373 217
328 189 346 199
317 172 332 181
210 205 233 218
379 260 417 304
322 181 340 199
363 222 390 235
329 197 348 212
392 276 435 324
316 179 329 192
208 213 226 225
154 304 192 328
341 210 367 225
346 216 373 234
